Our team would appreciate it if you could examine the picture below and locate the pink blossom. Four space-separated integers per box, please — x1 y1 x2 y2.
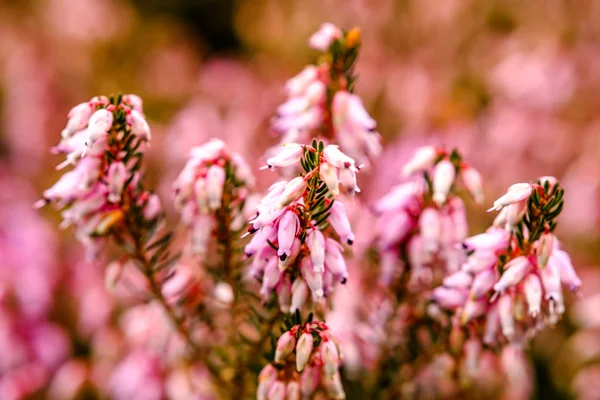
461 165 484 204
296 332 314 372
493 256 531 293
488 183 533 212
432 160 456 206
328 201 355 245
266 143 304 169
308 23 342 51
402 145 439 177
277 210 300 260
275 332 296 364
307 229 326 273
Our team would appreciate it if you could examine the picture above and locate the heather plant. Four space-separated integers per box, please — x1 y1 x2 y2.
36 23 583 400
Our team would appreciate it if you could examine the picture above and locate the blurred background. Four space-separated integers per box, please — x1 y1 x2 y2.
1 0 599 398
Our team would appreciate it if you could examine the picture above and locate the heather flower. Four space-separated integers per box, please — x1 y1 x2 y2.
173 138 255 258
247 141 356 310
372 146 483 290
309 23 342 51
433 177 579 343
271 24 381 166
37 94 154 258
257 321 345 399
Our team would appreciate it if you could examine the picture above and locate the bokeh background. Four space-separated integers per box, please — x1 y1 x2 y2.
1 0 599 398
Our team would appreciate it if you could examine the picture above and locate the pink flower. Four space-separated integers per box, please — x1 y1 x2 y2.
461 165 484 204
84 108 113 148
277 211 300 260
205 165 225 210
257 364 278 400
295 332 314 372
431 286 468 309
420 208 441 253
328 201 355 245
523 274 542 317
488 183 533 212
308 23 342 51
307 229 326 273
274 332 296 364
324 239 348 284
285 66 318 97
470 269 496 299
62 102 94 138
266 143 304 169
130 109 151 140
301 257 324 299
319 162 339 196
402 145 438 177
553 249 581 292
107 162 127 203
278 177 307 208
432 160 456 206
493 256 531 293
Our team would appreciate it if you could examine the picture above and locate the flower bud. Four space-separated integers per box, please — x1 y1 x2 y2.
431 287 467 309
274 332 296 364
461 166 484 204
277 211 299 261
286 381 300 400
402 145 438 177
143 194 162 220
300 365 319 396
290 279 309 313
295 332 314 372
323 145 355 170
84 109 113 148
498 294 515 340
261 257 281 297
309 22 342 51
307 229 326 273
320 339 340 377
266 143 304 169
276 275 292 312
323 371 346 399
206 165 225 211
553 249 581 292
461 298 487 325
522 274 542 317
301 257 324 299
483 305 500 345
339 167 360 195
130 110 151 141
324 238 348 283
488 183 533 212
278 177 307 208
470 269 496 299
257 364 278 400
420 208 441 253
328 201 354 245
493 256 531 293
320 162 339 196
432 160 456 206
443 270 473 289
107 162 127 203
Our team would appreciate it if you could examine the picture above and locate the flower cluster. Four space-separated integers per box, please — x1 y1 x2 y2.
373 145 483 289
432 177 580 343
246 141 356 311
257 319 345 400
36 94 156 258
271 23 381 166
173 138 255 258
